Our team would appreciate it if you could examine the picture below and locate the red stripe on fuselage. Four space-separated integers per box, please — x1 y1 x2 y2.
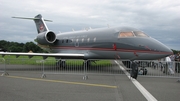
44 46 172 55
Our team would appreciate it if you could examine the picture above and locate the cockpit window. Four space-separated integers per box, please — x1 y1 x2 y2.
133 31 148 37
118 32 134 38
118 31 148 38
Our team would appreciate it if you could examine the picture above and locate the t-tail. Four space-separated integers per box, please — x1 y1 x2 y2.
12 14 56 45
34 14 49 33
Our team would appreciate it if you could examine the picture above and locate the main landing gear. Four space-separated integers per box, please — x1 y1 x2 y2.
83 60 94 68
56 60 66 68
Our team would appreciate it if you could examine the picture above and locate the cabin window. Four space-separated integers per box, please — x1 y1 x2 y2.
87 38 90 42
76 39 79 42
82 38 84 42
94 37 96 42
118 32 134 38
133 31 148 37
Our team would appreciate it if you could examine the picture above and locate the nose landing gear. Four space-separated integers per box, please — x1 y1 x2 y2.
131 61 139 79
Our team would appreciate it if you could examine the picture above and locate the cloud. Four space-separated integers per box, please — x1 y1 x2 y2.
0 0 180 50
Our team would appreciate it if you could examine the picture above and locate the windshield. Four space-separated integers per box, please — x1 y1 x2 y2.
118 31 148 38
133 31 148 37
118 32 134 38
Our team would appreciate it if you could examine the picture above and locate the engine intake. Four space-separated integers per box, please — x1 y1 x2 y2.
36 31 56 45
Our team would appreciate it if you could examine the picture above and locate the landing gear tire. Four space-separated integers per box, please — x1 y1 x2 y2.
56 60 66 68
83 60 91 68
131 62 138 79
61 61 66 68
139 68 147 75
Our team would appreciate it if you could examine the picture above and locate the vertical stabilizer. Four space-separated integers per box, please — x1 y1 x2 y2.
12 14 52 34
34 14 49 33
12 14 56 45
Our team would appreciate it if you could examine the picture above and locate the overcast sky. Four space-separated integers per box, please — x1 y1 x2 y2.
0 0 180 50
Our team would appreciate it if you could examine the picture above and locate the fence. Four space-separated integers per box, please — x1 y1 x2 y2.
0 58 5 73
41 59 87 78
135 60 180 78
0 58 180 79
1 58 43 76
0 58 9 76
38 59 126 79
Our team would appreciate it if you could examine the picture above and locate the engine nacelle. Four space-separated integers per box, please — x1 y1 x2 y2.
36 31 56 45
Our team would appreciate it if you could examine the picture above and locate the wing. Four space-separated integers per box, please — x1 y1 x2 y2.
0 52 84 59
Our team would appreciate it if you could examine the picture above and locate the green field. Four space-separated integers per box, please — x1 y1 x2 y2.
0 55 112 66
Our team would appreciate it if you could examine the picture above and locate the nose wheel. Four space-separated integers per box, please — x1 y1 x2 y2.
131 61 139 79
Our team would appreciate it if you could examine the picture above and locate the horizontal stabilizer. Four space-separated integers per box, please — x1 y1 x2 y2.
12 17 53 22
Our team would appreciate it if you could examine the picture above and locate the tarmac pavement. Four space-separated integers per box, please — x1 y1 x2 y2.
0 63 180 101
0 72 147 101
138 77 180 101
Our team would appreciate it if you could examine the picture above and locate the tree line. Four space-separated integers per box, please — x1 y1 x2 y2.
0 40 179 54
0 40 46 53
172 49 180 54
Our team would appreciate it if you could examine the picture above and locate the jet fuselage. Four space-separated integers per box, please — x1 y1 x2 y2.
39 26 172 60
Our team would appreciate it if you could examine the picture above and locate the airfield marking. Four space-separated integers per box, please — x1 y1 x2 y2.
115 60 158 101
6 75 117 89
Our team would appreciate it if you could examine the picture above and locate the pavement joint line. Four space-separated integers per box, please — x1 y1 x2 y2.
115 60 158 101
6 75 117 89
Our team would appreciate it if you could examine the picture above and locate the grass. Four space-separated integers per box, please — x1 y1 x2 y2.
0 55 112 66
0 55 54 65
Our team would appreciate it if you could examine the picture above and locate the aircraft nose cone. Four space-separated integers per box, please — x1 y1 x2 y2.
151 38 173 55
163 46 173 55
142 38 173 59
